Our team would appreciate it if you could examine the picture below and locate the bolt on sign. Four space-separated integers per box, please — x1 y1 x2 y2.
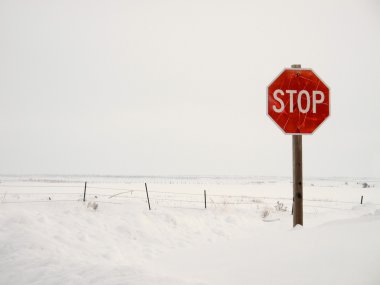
267 68 330 134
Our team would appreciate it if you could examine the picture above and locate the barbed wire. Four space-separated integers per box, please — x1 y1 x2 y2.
0 184 81 188
1 185 379 211
149 191 203 196
152 198 203 203
1 199 80 204
0 192 375 205
0 192 83 195
0 184 374 205
210 201 262 205
108 196 146 201
2 197 379 210
87 186 145 192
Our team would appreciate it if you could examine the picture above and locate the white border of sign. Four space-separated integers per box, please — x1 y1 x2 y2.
266 67 331 135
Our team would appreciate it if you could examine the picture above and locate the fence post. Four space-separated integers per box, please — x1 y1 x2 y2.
204 190 207 209
145 183 151 210
361 195 363 204
83 181 87 202
292 133 303 226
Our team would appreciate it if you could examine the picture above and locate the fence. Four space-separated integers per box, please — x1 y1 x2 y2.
1 182 377 213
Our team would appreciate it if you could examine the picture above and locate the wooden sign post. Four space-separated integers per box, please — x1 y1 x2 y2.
291 64 303 227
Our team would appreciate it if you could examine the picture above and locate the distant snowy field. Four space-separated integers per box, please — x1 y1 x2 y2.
1 176 379 285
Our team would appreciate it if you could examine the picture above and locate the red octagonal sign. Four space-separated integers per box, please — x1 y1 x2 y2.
267 68 330 134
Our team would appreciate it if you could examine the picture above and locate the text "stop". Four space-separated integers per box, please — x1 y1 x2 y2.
273 89 325 114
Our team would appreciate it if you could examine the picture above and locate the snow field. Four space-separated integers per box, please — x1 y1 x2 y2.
0 177 379 284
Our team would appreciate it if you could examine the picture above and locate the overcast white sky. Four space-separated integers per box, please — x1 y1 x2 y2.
0 0 379 177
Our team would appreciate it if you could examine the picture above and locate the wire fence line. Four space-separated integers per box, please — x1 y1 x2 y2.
88 186 145 192
0 184 81 188
1 199 80 204
0 191 364 205
0 183 379 211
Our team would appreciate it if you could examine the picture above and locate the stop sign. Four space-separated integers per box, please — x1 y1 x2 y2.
267 68 330 134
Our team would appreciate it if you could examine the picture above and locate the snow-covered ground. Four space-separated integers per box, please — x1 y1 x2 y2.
1 176 379 284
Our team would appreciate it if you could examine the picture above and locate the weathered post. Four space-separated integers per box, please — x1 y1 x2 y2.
204 190 207 209
291 64 303 227
145 183 151 210
361 195 363 204
83 181 87 202
292 133 303 226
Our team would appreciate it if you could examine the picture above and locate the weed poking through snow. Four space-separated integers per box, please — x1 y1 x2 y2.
87 201 99 211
